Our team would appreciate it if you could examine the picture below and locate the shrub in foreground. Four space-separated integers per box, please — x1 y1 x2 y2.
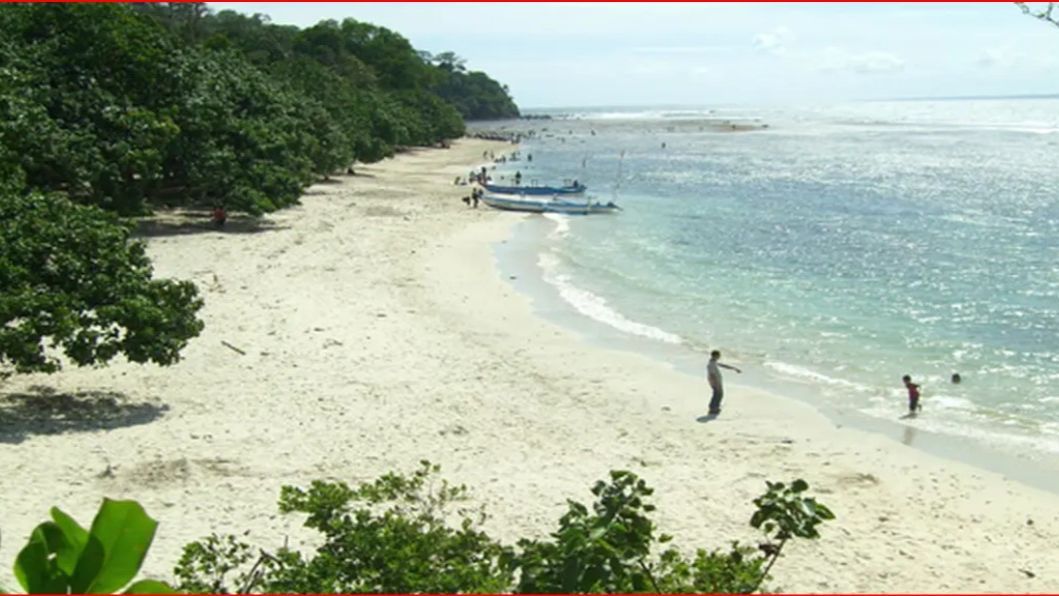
9 463 832 593
174 462 834 593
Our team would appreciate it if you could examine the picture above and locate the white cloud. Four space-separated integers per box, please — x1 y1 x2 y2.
977 47 1017 68
975 44 1059 70
753 26 794 55
631 45 732 55
816 47 905 74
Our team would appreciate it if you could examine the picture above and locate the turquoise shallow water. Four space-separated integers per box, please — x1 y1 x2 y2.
476 99 1059 461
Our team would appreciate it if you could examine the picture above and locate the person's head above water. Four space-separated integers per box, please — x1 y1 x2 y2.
710 350 721 360
902 374 912 383
952 373 961 384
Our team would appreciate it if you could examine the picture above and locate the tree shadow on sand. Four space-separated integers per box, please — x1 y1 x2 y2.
0 385 168 445
132 210 290 239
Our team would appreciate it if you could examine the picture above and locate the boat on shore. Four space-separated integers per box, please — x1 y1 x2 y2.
481 193 620 215
482 181 586 195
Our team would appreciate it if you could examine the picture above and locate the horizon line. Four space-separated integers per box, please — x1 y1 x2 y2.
520 92 1059 111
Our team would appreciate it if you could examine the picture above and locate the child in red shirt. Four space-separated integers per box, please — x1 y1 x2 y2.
212 206 227 229
903 375 921 414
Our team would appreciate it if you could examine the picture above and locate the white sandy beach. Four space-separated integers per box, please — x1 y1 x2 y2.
1 139 1057 592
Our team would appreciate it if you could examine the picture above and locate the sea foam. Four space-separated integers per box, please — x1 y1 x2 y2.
763 361 871 393
538 251 683 345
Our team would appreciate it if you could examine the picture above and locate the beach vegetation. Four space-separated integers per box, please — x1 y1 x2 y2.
9 466 831 593
174 461 514 593
0 2 517 218
13 498 174 594
174 462 834 593
0 190 203 377
1 0 518 377
424 50 521 120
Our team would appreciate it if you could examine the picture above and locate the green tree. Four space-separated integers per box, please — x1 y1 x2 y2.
431 51 467 72
160 46 319 213
2 2 515 221
433 66 520 120
0 4 183 215
0 188 203 376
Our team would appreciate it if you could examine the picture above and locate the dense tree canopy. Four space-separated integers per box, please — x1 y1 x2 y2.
0 2 517 376
1 2 518 216
426 51 521 120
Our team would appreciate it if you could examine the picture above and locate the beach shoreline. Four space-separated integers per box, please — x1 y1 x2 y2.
1 139 1057 591
490 214 1059 496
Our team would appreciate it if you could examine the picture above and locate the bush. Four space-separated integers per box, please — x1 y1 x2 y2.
175 461 513 593
175 463 834 593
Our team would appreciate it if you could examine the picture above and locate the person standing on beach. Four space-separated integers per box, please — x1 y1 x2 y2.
903 375 921 414
211 205 227 229
707 350 741 415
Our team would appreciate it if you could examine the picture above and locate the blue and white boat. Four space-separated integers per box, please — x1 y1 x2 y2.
482 181 586 196
481 193 620 215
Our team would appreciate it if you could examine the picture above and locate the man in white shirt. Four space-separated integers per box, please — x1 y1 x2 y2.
707 350 742 415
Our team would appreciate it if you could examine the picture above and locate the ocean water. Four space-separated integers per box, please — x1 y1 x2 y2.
476 99 1059 462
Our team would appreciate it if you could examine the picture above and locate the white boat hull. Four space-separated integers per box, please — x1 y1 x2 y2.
481 193 620 215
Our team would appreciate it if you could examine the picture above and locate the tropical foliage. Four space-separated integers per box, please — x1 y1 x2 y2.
425 50 521 120
173 462 834 593
9 467 831 594
0 2 518 377
0 190 203 377
0 2 518 216
13 499 173 594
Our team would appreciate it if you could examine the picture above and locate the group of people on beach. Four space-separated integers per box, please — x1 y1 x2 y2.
705 351 963 419
480 149 531 164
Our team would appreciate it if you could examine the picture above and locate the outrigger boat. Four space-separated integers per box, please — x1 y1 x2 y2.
481 193 620 215
482 181 586 195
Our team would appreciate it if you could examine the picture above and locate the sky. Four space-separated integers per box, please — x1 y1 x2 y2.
209 2 1059 109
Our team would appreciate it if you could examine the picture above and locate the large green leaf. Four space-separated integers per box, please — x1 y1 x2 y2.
51 507 90 575
70 534 106 593
14 524 68 594
81 498 160 593
124 579 176 594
